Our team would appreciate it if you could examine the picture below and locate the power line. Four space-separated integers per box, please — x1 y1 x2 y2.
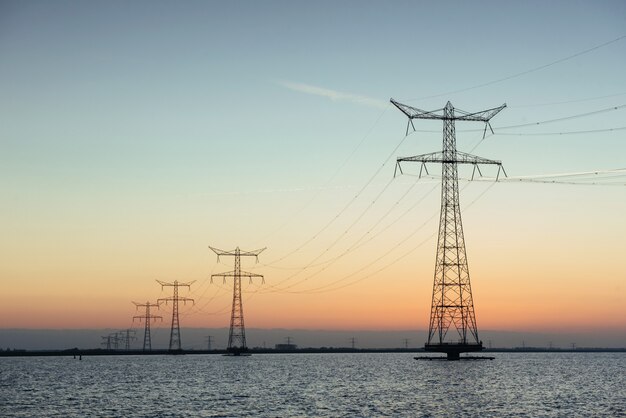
462 105 625 152
408 104 626 136
510 91 626 108
505 168 626 179
493 126 626 136
251 104 625 289
405 34 626 102
284 181 498 295
260 176 397 291
418 168 626 186
266 130 411 266
258 180 427 270
494 104 626 131
504 178 626 186
258 131 413 292
254 105 390 246
262 181 439 293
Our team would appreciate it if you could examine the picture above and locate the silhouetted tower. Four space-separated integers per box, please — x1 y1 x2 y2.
157 281 195 351
101 335 112 350
210 246 265 355
120 329 136 350
205 335 214 351
391 98 506 360
112 332 122 350
403 338 410 349
350 337 356 349
103 332 121 350
133 301 163 351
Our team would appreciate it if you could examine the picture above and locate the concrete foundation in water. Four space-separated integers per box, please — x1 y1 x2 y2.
423 342 485 360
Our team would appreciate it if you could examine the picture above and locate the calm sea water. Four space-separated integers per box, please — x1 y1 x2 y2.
1 353 624 417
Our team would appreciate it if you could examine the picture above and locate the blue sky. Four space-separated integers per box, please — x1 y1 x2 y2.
3 0 624 187
1 1 625 337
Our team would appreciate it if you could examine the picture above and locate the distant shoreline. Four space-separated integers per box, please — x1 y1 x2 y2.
1 347 625 358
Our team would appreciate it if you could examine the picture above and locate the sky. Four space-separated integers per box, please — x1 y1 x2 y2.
1 1 625 348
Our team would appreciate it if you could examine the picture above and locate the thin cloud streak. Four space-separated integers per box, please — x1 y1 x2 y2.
277 80 388 109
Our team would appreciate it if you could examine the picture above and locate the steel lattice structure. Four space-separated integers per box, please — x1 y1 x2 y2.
210 246 265 355
132 301 162 351
157 281 194 351
391 99 506 359
120 329 136 350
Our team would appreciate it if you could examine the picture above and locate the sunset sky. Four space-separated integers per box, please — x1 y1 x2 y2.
1 1 625 345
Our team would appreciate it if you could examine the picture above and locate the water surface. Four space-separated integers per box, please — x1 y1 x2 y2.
1 353 624 417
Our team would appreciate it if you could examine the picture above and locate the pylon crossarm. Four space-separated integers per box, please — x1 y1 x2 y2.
209 246 266 258
245 274 265 284
211 272 234 283
390 98 445 120
390 99 506 122
454 104 507 122
211 272 264 283
397 151 504 178
397 151 501 165
132 301 160 308
156 280 195 288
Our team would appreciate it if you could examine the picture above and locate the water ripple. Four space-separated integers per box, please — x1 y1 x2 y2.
0 353 624 417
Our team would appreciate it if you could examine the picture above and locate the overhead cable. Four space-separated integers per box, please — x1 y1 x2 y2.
405 34 626 102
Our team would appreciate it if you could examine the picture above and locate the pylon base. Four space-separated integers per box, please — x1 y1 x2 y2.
414 355 495 361
226 347 249 356
424 342 483 360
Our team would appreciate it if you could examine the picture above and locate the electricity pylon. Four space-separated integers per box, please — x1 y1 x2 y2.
157 281 195 351
120 329 137 350
391 98 506 360
101 335 112 350
210 246 265 355
133 301 162 351
102 332 121 350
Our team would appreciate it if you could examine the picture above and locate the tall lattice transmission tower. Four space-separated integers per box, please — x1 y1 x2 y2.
133 301 162 351
157 281 195 351
391 98 506 360
210 246 265 355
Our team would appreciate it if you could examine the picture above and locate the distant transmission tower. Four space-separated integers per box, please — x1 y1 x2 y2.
101 335 112 350
210 246 265 355
112 332 122 350
103 332 121 350
133 301 163 351
121 329 137 350
391 98 506 360
157 281 195 351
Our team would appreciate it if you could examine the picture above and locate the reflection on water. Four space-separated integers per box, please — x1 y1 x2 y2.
1 353 624 417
